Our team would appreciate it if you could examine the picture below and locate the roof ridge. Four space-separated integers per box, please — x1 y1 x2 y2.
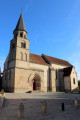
43 54 70 62
30 53 41 57
30 53 72 66
43 54 72 66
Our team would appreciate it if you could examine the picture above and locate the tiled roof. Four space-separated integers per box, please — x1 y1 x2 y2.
63 66 73 77
30 53 72 67
42 54 72 67
29 53 49 66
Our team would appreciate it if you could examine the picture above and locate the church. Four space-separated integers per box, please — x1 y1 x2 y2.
2 14 78 93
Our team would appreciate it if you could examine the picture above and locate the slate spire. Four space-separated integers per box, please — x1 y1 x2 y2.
14 13 26 32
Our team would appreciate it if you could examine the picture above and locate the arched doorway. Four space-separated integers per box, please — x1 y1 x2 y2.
32 74 41 91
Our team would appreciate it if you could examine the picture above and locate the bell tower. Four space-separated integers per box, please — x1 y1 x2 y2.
3 13 30 92
12 13 29 67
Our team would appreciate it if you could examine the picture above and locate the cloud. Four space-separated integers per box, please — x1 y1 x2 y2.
23 0 33 14
23 5 29 13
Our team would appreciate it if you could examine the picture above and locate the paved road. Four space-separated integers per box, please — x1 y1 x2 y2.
4 92 80 99
0 93 80 120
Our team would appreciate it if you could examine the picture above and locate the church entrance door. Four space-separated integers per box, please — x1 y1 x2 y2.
32 74 41 91
33 79 36 90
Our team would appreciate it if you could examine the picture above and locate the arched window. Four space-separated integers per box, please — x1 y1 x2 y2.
73 78 75 84
20 32 23 37
25 53 27 61
21 52 23 60
21 42 26 48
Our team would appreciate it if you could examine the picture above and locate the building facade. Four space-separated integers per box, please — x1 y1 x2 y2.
2 14 78 93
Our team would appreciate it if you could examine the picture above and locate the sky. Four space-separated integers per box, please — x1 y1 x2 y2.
0 0 80 79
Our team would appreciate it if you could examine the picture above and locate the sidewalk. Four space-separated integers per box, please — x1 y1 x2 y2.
0 93 80 120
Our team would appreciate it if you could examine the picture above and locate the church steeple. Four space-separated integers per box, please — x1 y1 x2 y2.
14 13 26 32
13 13 27 38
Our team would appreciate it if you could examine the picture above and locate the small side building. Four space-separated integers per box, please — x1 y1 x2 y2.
63 66 78 92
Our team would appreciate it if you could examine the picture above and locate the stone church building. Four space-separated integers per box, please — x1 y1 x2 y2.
2 14 78 93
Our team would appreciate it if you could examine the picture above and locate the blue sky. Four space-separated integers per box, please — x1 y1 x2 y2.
0 0 80 79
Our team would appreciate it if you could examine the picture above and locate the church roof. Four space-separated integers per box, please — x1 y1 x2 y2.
42 54 72 67
30 53 72 67
63 66 73 77
14 13 26 32
29 53 49 66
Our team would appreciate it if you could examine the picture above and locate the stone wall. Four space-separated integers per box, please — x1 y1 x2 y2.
49 67 56 92
14 67 44 93
30 63 49 92
70 67 78 91
64 76 71 91
2 68 15 92
58 70 64 91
